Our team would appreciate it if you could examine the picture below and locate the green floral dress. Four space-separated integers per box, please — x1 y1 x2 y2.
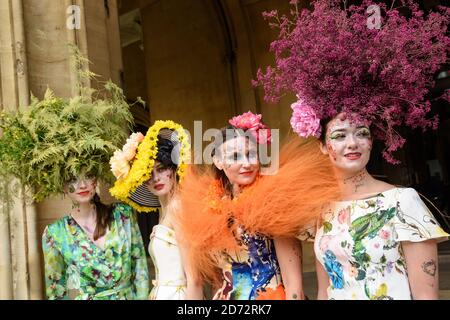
299 188 448 300
42 203 149 300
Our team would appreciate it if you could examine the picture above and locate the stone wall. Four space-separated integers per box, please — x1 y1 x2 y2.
3 0 444 299
0 0 122 299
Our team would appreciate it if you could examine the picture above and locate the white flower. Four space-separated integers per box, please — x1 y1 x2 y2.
110 150 130 179
110 132 144 179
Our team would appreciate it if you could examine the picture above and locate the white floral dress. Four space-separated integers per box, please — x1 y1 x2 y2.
299 188 448 300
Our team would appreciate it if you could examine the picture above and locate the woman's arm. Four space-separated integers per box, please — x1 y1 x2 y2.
175 216 204 299
129 209 150 300
315 258 329 300
274 237 304 300
178 240 204 299
171 196 204 300
402 240 439 300
42 226 68 300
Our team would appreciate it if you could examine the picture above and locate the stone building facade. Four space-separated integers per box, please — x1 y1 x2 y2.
0 0 448 299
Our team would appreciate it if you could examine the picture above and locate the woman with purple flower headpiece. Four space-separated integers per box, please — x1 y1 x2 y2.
256 0 450 299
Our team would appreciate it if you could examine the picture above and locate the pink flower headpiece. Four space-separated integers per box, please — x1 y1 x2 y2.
229 111 272 144
290 97 321 139
254 0 450 164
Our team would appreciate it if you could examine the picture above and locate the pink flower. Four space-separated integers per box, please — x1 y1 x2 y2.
379 230 390 240
134 132 145 143
262 10 278 19
348 266 358 278
117 132 145 162
229 111 272 144
110 150 130 179
122 144 137 161
126 132 144 147
254 126 272 144
229 111 262 130
109 132 145 179
290 99 321 138
319 235 331 252
337 208 349 224
254 0 450 164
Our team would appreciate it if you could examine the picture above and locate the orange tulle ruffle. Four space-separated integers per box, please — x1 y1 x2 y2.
177 165 239 285
233 136 341 237
177 136 340 285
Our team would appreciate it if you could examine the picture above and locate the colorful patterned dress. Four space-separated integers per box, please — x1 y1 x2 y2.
42 203 150 300
148 224 187 299
213 225 284 300
300 188 449 300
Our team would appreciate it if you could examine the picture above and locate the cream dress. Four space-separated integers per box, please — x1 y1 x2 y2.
148 224 187 299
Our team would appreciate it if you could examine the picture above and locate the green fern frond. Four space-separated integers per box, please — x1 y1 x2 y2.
30 145 66 165
0 46 137 202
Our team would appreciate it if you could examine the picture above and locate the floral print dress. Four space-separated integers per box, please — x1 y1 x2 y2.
213 225 284 300
42 203 150 300
300 188 448 300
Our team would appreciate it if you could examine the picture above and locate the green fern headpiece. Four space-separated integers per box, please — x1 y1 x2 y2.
0 82 134 202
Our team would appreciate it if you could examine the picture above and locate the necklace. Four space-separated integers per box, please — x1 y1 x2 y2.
343 170 367 193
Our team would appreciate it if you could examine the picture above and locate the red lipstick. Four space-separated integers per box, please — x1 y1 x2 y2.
345 152 361 160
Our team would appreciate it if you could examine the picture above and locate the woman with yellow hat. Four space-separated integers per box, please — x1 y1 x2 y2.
110 120 202 299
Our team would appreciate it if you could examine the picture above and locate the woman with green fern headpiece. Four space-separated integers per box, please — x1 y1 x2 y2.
0 79 150 300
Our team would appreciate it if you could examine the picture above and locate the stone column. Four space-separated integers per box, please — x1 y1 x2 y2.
0 0 43 300
0 0 123 299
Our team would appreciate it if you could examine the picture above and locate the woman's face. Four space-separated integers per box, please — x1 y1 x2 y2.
214 136 260 187
64 176 97 205
320 114 372 174
146 161 175 197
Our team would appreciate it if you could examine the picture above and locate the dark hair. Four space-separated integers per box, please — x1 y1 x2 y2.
154 136 179 183
93 193 112 241
156 137 177 169
319 118 332 143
